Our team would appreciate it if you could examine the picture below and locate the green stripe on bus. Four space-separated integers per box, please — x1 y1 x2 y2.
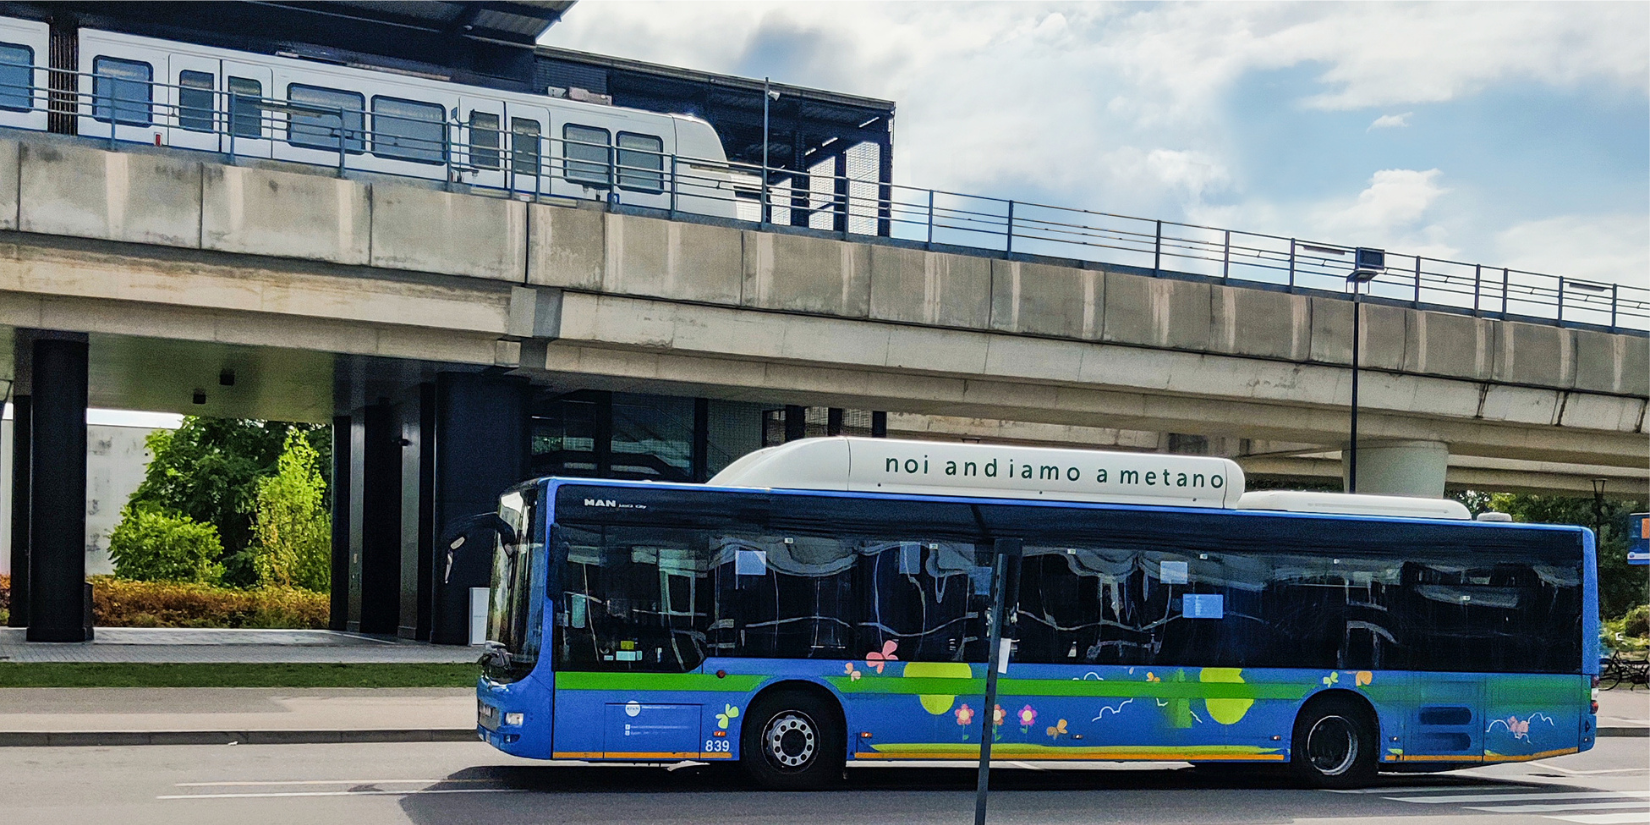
554 672 766 692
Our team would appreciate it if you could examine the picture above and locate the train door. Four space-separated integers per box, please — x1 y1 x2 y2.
164 52 218 151
219 61 273 159
79 31 164 145
504 103 548 196
454 95 506 190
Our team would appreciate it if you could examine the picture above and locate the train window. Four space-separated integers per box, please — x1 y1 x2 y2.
287 84 364 153
92 57 152 126
178 70 214 132
228 77 262 138
511 118 541 177
372 96 444 164
0 43 33 112
564 124 611 187
617 133 664 192
468 111 500 170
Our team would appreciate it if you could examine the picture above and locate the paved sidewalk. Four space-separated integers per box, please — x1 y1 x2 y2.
0 628 479 663
1598 687 1650 731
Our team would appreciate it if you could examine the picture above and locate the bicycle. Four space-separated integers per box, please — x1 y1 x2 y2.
1600 649 1650 690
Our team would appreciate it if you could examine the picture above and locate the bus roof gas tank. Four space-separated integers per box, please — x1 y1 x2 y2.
1238 490 1471 520
706 437 1246 508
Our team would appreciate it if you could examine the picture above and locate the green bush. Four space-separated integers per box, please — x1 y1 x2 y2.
90 576 327 628
107 508 226 584
247 431 332 592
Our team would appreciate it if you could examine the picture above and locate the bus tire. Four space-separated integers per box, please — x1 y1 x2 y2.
1290 695 1377 789
740 689 844 791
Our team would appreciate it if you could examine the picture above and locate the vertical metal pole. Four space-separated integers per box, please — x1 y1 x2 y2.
1413 257 1422 305
227 91 236 163
1349 285 1360 494
1222 230 1230 279
926 189 935 249
974 538 1022 825
1005 201 1015 256
669 154 678 218
1502 267 1511 318
1288 239 1296 291
1153 220 1162 276
336 106 346 177
1558 277 1566 324
1473 264 1481 315
761 77 770 226
1611 284 1618 330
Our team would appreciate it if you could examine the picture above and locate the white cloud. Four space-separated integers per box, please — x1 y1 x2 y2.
1368 113 1411 130
1494 214 1650 288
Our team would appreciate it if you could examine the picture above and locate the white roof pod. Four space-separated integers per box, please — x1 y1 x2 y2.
707 437 1246 509
1238 490 1471 520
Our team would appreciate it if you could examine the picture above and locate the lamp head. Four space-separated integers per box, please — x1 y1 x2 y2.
1348 247 1385 283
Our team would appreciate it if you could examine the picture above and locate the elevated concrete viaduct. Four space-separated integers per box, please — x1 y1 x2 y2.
3 133 1645 641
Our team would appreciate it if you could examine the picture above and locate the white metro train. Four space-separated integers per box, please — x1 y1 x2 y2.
0 16 735 215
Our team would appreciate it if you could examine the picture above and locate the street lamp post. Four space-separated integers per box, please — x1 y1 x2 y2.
1591 478 1607 539
1346 248 1384 494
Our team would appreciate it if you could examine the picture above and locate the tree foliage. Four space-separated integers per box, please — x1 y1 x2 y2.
106 507 226 584
125 418 330 587
247 431 332 592
1485 492 1646 620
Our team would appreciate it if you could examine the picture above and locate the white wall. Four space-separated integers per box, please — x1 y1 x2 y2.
0 412 170 577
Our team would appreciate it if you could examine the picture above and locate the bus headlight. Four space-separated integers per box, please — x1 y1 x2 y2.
504 712 525 727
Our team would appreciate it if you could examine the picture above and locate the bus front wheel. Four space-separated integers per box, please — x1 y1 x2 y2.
1290 696 1377 789
740 689 844 790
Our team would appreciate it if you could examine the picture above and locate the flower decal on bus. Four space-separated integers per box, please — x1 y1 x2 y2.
844 662 862 681
1322 671 1341 687
866 640 899 673
716 704 739 730
956 704 974 727
1355 671 1373 687
1018 705 1038 732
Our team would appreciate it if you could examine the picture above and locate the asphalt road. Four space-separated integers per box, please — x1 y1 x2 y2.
2 738 1646 825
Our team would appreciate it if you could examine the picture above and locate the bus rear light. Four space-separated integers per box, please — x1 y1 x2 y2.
1591 700 1599 715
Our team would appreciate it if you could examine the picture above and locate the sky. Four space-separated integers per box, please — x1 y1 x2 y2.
542 1 1649 287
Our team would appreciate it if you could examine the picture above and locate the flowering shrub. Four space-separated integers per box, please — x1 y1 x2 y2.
89 576 328 628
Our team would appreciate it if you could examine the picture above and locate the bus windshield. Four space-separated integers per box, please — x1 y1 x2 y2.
483 485 544 683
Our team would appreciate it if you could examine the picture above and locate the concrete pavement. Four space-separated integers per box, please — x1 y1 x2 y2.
0 628 480 664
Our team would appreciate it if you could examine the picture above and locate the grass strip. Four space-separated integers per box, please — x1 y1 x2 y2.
0 663 480 688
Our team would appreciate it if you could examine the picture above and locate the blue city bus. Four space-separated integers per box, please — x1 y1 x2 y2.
474 440 1598 789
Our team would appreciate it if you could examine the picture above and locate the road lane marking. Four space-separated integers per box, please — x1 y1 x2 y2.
1386 792 1650 805
159 788 521 800
1327 785 1530 794
1545 814 1650 825
1469 802 1650 814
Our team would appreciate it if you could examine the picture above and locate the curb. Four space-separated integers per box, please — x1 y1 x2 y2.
1600 727 1649 738
0 729 479 747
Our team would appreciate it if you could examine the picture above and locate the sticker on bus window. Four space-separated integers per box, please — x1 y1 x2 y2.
1182 593 1224 619
1160 560 1189 585
570 595 587 629
970 566 993 596
736 549 768 576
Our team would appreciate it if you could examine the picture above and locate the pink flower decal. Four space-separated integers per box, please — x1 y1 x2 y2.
844 662 861 681
866 640 899 674
992 704 1006 727
955 704 975 726
1018 705 1038 728
1508 716 1530 740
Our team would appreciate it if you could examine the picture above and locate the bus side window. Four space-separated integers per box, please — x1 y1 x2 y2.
0 43 35 112
177 70 214 132
468 111 500 169
92 56 153 125
557 525 709 672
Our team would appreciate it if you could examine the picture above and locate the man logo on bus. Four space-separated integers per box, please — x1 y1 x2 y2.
584 499 617 508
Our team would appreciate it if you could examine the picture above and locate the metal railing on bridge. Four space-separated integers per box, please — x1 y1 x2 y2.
11 68 1646 333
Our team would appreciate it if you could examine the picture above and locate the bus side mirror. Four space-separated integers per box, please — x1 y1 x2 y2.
441 513 520 584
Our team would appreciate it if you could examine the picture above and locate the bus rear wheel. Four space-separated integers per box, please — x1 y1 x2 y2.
1291 696 1377 789
740 689 844 790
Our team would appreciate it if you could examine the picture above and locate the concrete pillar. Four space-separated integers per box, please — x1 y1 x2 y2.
358 402 401 635
399 384 436 641
27 334 90 642
430 373 528 645
1343 439 1450 498
328 414 350 632
7 392 29 627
